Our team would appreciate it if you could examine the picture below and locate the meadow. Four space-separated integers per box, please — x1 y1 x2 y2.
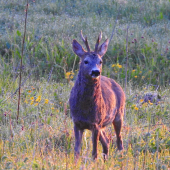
0 0 170 169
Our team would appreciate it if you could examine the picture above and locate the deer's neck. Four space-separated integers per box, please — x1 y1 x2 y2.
77 71 102 100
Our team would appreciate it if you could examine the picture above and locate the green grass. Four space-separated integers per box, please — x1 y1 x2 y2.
0 0 170 169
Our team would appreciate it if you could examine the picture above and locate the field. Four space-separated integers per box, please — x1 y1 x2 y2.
0 0 170 169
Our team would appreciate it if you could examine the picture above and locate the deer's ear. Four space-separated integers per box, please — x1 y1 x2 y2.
98 39 109 57
72 40 86 57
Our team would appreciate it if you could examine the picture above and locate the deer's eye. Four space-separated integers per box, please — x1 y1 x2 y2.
100 60 103 64
84 60 89 64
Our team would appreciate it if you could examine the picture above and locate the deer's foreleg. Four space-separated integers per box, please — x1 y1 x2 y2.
92 126 100 160
74 124 84 161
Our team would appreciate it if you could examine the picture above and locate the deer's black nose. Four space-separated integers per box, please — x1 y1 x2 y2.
91 70 100 77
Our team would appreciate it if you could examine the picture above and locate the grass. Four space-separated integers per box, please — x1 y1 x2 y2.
0 0 170 169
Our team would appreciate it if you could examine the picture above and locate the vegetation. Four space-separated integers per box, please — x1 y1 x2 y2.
0 0 170 169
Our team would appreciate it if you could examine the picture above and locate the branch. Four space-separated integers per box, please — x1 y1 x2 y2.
17 0 29 123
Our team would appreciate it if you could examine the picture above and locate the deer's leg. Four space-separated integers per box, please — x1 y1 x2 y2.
113 117 123 150
99 130 109 160
74 124 84 161
92 127 100 160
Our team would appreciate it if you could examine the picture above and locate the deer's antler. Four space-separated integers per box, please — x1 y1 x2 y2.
80 30 90 52
94 31 102 53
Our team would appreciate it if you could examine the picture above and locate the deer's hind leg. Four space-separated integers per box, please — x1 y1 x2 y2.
99 130 110 160
113 116 123 150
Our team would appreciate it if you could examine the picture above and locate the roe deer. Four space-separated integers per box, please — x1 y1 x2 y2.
69 31 125 161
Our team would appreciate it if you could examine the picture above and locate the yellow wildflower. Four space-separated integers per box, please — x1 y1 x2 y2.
148 100 153 105
142 102 148 107
36 96 41 102
24 99 28 104
140 99 144 103
35 103 38 106
134 76 137 78
30 97 34 101
28 90 32 93
134 106 139 110
132 69 136 72
44 99 49 104
30 101 34 105
140 71 142 74
112 64 116 67
56 109 59 113
51 107 55 110
65 71 74 79
65 72 71 79
117 63 122 68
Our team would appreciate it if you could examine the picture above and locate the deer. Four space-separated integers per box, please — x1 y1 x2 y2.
69 31 125 161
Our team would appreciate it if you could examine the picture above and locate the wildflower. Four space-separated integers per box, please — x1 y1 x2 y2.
134 106 139 110
36 96 41 102
142 76 145 79
132 41 134 43
117 63 122 68
134 76 137 78
134 39 137 42
44 99 49 104
30 97 34 101
65 71 74 79
142 102 148 107
28 90 32 93
141 36 144 38
51 107 55 110
30 101 34 105
35 103 38 106
56 109 59 113
31 86 35 90
148 100 153 105
149 70 152 73
132 70 136 72
140 71 142 74
140 99 144 103
112 64 116 67
65 72 71 79
24 99 28 104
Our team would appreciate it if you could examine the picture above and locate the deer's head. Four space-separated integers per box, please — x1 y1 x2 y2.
72 31 109 79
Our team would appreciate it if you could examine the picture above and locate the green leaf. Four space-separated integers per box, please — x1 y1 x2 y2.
16 50 22 59
47 117 51 125
159 12 163 20
17 30 21 36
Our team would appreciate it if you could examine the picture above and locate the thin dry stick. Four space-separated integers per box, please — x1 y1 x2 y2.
124 25 129 121
108 6 121 46
17 0 29 123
